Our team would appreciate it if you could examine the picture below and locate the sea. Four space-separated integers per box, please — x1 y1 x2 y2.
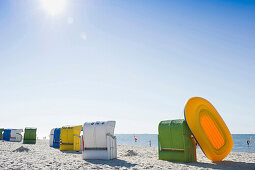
116 134 255 153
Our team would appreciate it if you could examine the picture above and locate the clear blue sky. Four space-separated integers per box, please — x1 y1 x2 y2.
0 0 254 137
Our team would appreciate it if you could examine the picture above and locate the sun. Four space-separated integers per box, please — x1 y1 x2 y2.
40 0 67 16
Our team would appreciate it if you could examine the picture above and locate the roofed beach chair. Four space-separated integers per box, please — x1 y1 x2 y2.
0 128 4 140
3 129 11 141
49 128 55 147
53 128 61 148
10 129 23 142
23 128 37 144
82 121 117 160
158 119 196 162
60 125 82 151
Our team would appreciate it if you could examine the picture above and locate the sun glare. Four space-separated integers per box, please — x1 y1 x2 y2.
41 0 67 16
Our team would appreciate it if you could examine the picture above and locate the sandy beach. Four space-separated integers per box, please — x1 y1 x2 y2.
0 140 254 169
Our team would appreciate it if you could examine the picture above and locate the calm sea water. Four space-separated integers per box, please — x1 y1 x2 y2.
116 134 255 153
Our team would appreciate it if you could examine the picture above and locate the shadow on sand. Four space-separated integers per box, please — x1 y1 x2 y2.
174 160 255 169
86 159 137 168
60 150 82 154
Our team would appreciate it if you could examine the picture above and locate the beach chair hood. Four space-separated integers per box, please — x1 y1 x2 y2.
49 128 55 147
10 129 23 142
60 125 82 151
82 121 117 160
0 128 4 140
158 119 197 162
3 129 11 141
23 128 37 144
53 128 61 148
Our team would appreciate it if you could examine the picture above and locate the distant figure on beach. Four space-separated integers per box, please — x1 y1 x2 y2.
247 136 252 146
149 140 151 147
134 136 137 142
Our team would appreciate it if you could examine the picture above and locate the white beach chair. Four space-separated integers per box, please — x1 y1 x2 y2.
49 128 55 147
10 129 23 142
82 121 117 160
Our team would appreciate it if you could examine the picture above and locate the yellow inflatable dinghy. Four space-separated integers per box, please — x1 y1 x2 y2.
184 97 233 162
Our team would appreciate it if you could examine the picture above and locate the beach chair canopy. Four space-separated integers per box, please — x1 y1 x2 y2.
3 129 11 141
82 121 117 160
158 119 197 162
10 129 23 142
0 128 4 140
53 128 61 148
60 125 82 151
49 128 56 147
23 127 37 144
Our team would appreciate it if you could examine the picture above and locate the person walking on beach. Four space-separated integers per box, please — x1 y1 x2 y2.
247 140 250 146
247 136 252 146
134 136 137 142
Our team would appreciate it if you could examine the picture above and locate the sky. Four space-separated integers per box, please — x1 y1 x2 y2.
0 0 254 138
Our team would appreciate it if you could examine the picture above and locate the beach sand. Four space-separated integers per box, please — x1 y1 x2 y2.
0 140 254 169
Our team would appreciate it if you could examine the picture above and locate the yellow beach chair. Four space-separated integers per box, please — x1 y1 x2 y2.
60 125 82 151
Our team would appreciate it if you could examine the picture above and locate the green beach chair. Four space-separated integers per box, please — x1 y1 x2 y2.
158 119 196 162
0 128 4 140
23 128 37 144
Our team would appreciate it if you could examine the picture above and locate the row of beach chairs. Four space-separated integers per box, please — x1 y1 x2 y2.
0 128 37 144
49 121 117 160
